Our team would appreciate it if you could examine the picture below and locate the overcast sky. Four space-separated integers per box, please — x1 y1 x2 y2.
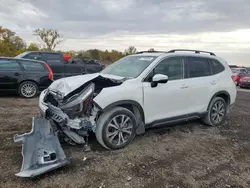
1 0 250 66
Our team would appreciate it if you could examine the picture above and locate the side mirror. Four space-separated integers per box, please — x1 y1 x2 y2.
151 74 168 87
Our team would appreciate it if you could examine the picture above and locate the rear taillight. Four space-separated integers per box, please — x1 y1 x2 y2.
43 62 53 80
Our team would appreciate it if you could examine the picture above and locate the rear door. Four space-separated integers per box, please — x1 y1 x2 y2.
184 56 216 113
0 59 23 90
18 60 51 89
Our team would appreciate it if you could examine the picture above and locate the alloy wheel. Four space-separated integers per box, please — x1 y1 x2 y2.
21 83 36 98
105 114 133 146
211 101 226 124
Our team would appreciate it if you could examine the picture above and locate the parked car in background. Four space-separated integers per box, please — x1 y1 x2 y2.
239 73 250 88
68 56 107 70
16 51 105 80
229 65 238 68
231 67 248 73
0 57 53 98
231 68 248 85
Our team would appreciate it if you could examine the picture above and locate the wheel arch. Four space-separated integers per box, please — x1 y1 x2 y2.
207 91 231 110
100 100 145 123
18 79 39 87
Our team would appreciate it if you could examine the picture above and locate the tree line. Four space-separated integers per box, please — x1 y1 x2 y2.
0 26 141 63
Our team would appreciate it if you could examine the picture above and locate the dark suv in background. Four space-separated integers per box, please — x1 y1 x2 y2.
16 51 105 80
0 57 53 98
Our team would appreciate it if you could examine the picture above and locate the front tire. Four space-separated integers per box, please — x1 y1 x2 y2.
95 107 137 150
202 97 227 126
18 81 38 98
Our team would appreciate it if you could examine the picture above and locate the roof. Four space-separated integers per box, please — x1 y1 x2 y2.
0 56 44 63
22 51 60 53
132 49 218 59
131 52 164 57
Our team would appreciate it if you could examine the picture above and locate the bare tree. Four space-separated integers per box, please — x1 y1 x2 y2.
33 28 63 51
124 46 137 55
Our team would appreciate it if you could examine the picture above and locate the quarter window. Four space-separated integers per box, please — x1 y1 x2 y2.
0 60 21 71
187 57 211 78
210 59 225 74
153 57 184 81
20 61 46 71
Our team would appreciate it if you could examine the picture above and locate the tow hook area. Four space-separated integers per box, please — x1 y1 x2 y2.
14 117 70 178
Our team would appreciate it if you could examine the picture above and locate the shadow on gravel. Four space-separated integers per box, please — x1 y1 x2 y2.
0 91 42 98
0 92 19 98
87 119 215 152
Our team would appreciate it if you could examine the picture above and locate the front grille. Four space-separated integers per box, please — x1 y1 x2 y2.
47 108 65 123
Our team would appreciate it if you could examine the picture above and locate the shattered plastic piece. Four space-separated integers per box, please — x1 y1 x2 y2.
83 144 91 152
83 157 87 161
14 117 70 178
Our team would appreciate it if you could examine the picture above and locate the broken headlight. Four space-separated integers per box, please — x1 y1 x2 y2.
60 83 95 116
63 103 82 114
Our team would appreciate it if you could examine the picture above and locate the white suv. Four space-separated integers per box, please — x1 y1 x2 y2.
14 49 237 177
36 49 237 149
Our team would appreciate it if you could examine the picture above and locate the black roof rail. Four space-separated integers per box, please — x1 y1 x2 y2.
167 49 216 56
136 50 166 54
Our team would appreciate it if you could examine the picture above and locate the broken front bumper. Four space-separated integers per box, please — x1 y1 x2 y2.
14 117 70 178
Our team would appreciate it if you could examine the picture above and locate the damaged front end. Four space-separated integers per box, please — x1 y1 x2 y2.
14 74 125 178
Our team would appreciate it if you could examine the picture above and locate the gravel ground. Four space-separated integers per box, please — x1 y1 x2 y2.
0 90 250 188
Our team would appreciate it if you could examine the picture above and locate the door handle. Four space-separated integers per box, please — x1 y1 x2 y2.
14 72 20 76
210 80 217 85
180 84 188 89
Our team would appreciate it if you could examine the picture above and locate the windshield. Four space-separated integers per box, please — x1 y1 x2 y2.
101 55 157 78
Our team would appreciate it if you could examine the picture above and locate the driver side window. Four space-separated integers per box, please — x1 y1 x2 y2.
146 57 184 82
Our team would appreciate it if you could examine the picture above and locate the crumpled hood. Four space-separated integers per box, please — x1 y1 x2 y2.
48 73 125 97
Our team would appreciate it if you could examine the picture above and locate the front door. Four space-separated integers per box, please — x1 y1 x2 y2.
0 59 23 90
143 56 191 125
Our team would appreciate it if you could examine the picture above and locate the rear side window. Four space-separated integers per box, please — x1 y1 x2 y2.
210 59 225 74
187 57 211 78
20 61 46 71
0 60 21 71
44 53 61 64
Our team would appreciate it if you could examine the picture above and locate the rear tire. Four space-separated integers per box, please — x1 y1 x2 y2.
95 107 137 150
202 97 227 126
18 81 38 98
